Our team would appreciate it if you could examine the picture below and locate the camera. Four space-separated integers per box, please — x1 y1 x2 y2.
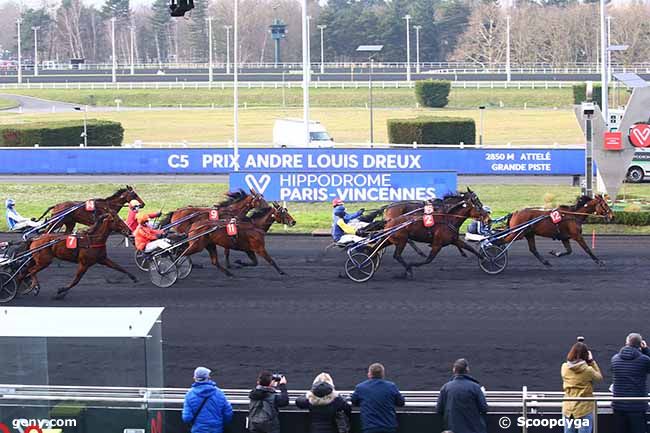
272 374 283 382
582 102 595 116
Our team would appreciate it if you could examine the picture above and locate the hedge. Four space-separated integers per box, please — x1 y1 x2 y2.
572 83 604 106
387 116 475 145
587 211 650 226
0 120 123 147
414 80 451 108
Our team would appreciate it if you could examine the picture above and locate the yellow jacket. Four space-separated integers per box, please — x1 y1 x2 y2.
561 360 603 418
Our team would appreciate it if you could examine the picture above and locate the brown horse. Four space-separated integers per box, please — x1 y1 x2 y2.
224 202 297 268
179 218 286 277
382 189 489 278
35 185 145 233
21 212 136 300
503 194 614 266
159 189 267 234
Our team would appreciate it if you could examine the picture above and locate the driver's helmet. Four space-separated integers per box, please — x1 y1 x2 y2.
483 205 492 214
136 213 150 225
129 200 141 209
5 198 15 208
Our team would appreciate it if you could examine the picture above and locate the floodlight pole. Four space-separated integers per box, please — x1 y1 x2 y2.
130 24 136 76
403 14 411 83
301 0 310 145
225 25 232 75
32 26 39 77
599 0 608 126
16 18 22 84
369 58 374 144
233 0 239 169
206 17 213 85
479 106 486 145
111 17 117 83
318 24 326 75
506 15 511 82
413 25 421 74
606 16 612 84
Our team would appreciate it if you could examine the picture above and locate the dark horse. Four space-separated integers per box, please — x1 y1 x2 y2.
22 211 136 300
179 217 287 277
382 189 489 278
35 185 145 233
224 202 297 268
159 189 267 234
503 194 614 266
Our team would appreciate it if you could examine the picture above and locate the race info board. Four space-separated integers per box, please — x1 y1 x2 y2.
0 147 585 175
230 171 457 202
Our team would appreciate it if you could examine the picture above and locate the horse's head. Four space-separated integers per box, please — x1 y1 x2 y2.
250 188 268 209
272 201 297 227
593 194 614 222
465 189 489 221
124 185 145 209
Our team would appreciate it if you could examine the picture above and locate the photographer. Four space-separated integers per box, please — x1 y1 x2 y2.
248 371 289 433
561 339 602 433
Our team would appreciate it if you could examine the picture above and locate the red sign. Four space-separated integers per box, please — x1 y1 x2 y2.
226 219 238 236
604 132 623 150
209 209 219 221
85 200 95 211
66 236 78 249
550 210 562 224
423 214 435 227
629 124 650 148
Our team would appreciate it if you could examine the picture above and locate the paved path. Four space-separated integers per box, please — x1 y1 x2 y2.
0 93 78 113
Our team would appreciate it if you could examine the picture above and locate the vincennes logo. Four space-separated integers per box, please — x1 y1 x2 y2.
244 174 271 194
629 124 650 148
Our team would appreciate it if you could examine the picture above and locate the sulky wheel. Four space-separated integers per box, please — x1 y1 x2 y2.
149 255 178 288
345 252 375 283
176 256 193 280
478 244 508 275
0 272 17 303
135 250 151 272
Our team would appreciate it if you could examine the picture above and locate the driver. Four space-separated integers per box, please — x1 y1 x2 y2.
465 206 492 242
5 198 39 231
125 199 160 233
331 198 366 244
133 213 172 253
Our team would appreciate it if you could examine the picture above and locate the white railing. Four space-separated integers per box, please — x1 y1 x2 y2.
0 80 580 90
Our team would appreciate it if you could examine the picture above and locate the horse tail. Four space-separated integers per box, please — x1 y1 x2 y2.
34 205 55 222
159 211 174 228
359 205 388 223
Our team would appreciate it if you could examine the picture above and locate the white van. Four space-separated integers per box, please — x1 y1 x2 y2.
272 118 334 148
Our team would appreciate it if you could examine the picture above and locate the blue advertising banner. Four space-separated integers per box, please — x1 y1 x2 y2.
230 171 458 202
0 147 585 175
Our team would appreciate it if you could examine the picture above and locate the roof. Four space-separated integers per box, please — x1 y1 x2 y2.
0 307 164 338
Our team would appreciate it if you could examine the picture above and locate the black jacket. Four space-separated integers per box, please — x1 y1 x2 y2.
437 375 488 433
248 384 289 433
296 382 352 433
611 346 650 412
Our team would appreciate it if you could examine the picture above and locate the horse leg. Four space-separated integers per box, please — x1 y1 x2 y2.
256 249 286 275
409 244 443 268
98 257 138 282
235 252 258 267
407 240 428 258
526 234 552 267
550 239 572 258
391 241 413 279
64 221 75 234
454 239 480 257
224 248 231 268
573 235 605 266
206 245 234 277
54 263 89 300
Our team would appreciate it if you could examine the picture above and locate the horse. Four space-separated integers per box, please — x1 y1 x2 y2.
21 212 137 300
159 189 267 234
179 218 287 277
224 202 297 268
503 194 614 266
35 185 145 233
381 189 489 278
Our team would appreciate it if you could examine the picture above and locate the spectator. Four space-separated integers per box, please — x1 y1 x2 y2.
561 342 602 433
351 363 405 433
182 366 233 433
248 371 290 433
436 359 488 433
296 372 352 433
611 333 650 433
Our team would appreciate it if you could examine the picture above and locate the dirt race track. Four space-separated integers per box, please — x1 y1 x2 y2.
4 234 649 393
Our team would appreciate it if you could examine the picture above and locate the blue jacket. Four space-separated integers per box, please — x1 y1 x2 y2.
611 346 650 412
351 379 405 433
331 206 362 241
437 375 488 433
182 381 233 433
